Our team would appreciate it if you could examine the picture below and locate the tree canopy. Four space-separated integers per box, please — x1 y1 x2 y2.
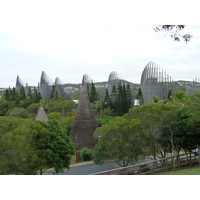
0 117 75 175
154 25 192 43
93 117 147 167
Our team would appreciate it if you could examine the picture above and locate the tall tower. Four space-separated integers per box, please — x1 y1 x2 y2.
39 71 52 99
70 75 97 150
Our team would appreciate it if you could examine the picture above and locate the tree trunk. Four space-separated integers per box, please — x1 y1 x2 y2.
198 145 200 165
169 128 176 170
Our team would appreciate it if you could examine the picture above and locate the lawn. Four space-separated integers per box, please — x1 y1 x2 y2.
156 166 200 175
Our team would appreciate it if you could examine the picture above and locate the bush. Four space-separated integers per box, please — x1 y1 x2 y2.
80 147 93 161
9 108 29 118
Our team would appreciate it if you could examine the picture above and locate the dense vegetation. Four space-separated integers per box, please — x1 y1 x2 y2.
1 84 200 172
93 90 200 167
0 117 75 174
89 81 133 118
0 87 77 174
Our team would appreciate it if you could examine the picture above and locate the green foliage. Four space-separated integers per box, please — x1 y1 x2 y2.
104 88 110 107
168 89 172 99
6 107 20 116
0 99 12 116
102 107 113 116
91 99 104 118
152 96 159 103
58 116 75 135
48 112 62 119
42 97 77 117
109 82 133 116
26 103 40 114
80 147 93 161
96 116 115 126
93 117 147 167
137 88 144 105
0 117 48 174
89 82 98 103
37 120 76 174
126 103 177 159
0 87 41 116
0 117 75 174
9 107 29 118
158 107 200 153
0 88 77 123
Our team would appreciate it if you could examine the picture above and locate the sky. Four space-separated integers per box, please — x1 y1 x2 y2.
0 0 200 88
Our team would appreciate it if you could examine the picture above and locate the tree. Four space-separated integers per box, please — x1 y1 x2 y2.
80 147 93 161
126 103 177 160
104 88 111 109
50 85 58 99
122 82 128 113
36 120 76 174
116 82 123 116
108 82 132 116
163 90 188 108
154 25 192 43
91 100 104 118
58 116 75 135
168 89 172 99
137 88 144 105
152 96 159 103
19 86 26 100
96 115 115 127
93 117 147 167
0 117 48 174
33 87 42 103
26 103 40 116
126 82 132 110
47 112 62 119
158 111 180 168
158 105 200 167
110 84 117 112
89 82 98 103
0 117 75 175
45 97 77 117
9 107 29 118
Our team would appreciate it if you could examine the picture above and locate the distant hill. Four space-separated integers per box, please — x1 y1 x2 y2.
62 81 139 99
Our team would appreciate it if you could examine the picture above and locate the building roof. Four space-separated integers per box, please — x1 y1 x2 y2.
35 106 48 122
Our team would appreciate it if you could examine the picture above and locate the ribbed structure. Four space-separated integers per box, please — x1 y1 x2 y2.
185 78 200 95
82 74 93 90
55 77 70 99
108 71 123 94
38 71 53 99
140 61 177 103
16 75 24 92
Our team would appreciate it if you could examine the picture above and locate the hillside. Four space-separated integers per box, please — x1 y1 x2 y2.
63 81 140 99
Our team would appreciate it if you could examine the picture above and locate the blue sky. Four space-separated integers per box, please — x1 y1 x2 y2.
0 0 200 88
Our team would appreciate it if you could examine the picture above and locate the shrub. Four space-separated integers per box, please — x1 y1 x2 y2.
9 108 29 118
80 147 93 161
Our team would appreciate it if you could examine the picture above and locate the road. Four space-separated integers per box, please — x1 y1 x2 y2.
42 153 198 175
43 158 151 175
43 161 121 175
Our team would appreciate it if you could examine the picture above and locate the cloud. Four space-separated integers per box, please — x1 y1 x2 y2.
0 1 200 88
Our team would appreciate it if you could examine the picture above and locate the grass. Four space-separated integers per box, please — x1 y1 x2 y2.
156 166 200 175
44 160 93 173
70 160 93 166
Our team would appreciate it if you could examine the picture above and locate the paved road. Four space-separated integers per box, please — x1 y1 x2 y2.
42 153 198 175
43 157 151 175
43 161 121 175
